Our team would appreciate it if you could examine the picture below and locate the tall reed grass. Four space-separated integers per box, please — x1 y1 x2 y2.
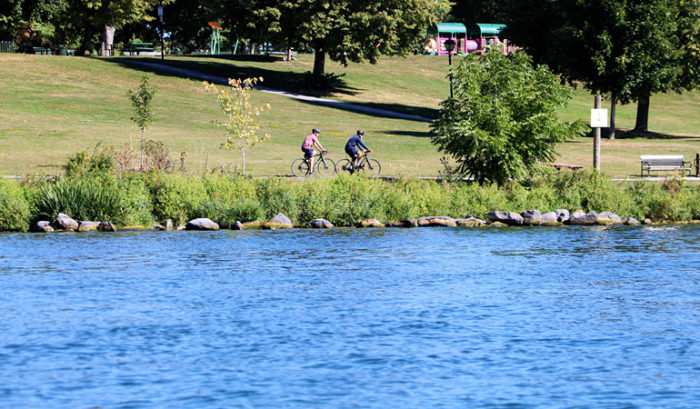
0 170 698 232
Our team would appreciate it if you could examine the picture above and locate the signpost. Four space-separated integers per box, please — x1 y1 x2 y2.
591 96 608 171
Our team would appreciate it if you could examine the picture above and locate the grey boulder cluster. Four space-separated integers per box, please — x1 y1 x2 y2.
31 213 117 232
485 209 639 226
31 210 641 233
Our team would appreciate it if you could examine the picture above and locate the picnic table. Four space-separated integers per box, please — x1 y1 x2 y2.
551 163 583 171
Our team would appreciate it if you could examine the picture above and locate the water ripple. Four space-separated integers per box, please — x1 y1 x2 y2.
0 226 698 408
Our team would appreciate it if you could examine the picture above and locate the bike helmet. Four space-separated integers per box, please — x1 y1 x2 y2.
312 128 321 134
357 130 365 135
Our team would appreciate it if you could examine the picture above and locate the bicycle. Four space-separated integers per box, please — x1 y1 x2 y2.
291 150 336 177
335 152 381 177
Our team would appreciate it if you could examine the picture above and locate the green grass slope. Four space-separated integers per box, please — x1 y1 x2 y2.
1 53 698 178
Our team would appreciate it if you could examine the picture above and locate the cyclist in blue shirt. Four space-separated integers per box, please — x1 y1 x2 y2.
344 130 371 170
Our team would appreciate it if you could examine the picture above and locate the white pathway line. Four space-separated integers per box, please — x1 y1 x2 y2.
122 60 433 123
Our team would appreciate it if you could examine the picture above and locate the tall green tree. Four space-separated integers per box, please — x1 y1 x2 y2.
223 0 433 77
451 0 506 26
431 48 587 184
502 0 699 136
0 0 68 49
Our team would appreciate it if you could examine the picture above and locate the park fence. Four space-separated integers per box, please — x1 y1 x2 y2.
0 41 16 53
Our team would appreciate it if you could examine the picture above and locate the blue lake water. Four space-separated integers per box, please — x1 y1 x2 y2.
0 225 699 409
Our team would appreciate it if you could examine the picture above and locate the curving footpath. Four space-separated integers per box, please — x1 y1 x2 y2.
120 60 433 123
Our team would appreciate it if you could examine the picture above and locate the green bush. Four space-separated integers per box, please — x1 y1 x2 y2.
147 173 209 224
431 49 588 184
63 145 114 178
118 177 154 226
323 175 386 226
256 177 299 221
0 179 31 231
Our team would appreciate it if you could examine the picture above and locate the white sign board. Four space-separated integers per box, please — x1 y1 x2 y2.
590 108 608 128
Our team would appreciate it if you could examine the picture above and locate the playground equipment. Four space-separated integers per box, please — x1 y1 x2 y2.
425 22 512 56
208 21 221 55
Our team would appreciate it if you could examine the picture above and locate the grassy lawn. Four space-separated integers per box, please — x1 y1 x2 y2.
0 53 698 178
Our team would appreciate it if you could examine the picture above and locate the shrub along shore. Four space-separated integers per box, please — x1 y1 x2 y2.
1 169 699 233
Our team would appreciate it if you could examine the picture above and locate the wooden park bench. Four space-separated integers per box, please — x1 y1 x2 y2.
123 42 155 55
551 163 583 171
640 155 691 177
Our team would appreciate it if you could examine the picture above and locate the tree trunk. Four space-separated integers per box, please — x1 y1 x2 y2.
140 128 145 169
80 16 94 55
634 90 651 133
609 96 616 140
101 25 115 56
241 148 246 175
249 42 256 54
313 48 326 77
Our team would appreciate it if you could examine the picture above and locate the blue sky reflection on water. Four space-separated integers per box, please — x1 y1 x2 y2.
0 225 698 408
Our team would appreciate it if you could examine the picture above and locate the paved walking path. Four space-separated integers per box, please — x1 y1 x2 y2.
121 60 433 123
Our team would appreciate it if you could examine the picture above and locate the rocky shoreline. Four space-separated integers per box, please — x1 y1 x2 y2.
25 210 700 233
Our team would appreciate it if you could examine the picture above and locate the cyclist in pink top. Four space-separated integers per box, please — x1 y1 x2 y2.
301 128 326 174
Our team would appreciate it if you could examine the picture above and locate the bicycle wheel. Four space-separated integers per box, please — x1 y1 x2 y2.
315 158 336 177
358 158 381 177
291 158 310 177
335 159 352 174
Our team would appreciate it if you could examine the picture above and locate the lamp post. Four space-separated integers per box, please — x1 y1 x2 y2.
444 38 456 98
158 1 164 61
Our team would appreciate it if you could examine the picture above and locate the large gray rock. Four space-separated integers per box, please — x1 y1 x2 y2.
540 212 560 226
521 210 542 225
231 221 245 230
98 221 117 232
358 218 384 228
387 219 418 228
417 216 457 227
269 212 292 225
310 219 333 229
456 217 486 227
596 212 622 225
622 217 640 226
31 221 54 232
487 211 524 226
78 221 99 232
555 209 570 223
264 213 293 229
569 211 598 225
54 213 78 231
185 218 220 230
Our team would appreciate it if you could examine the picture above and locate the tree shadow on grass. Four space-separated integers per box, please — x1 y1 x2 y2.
108 56 360 97
613 129 700 140
353 102 439 121
386 130 433 138
581 128 699 140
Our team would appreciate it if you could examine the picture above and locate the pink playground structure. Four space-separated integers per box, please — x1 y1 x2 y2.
424 23 513 56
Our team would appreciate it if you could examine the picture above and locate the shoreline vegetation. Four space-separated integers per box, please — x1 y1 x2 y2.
1 168 698 233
